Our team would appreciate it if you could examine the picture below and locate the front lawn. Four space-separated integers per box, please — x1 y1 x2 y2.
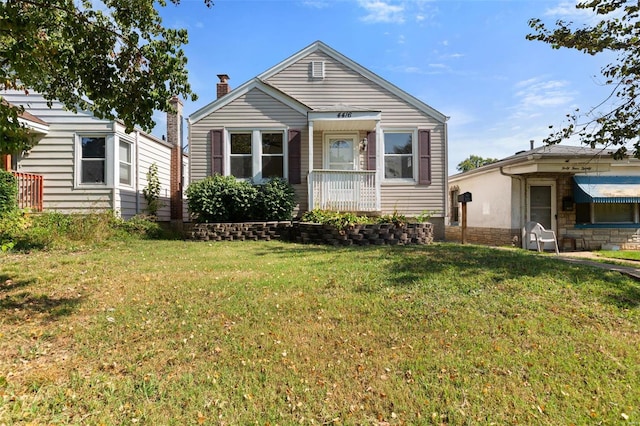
1 241 638 424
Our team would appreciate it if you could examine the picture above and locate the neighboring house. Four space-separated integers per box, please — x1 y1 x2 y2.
447 144 640 250
1 91 187 221
188 41 449 238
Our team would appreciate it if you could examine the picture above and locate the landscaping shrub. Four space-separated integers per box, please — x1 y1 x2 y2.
0 211 165 251
300 209 373 230
187 175 295 222
253 178 295 221
142 163 162 216
0 169 18 214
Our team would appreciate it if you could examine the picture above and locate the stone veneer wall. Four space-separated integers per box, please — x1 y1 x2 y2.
189 222 434 246
445 226 519 247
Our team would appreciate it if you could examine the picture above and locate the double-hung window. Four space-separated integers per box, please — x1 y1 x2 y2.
383 131 414 180
119 140 133 186
261 132 284 179
80 136 106 184
230 133 253 179
227 130 285 181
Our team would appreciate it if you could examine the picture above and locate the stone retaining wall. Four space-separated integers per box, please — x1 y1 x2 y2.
190 222 293 242
189 222 434 246
292 222 433 246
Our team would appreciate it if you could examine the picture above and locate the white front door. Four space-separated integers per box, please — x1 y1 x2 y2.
325 136 357 170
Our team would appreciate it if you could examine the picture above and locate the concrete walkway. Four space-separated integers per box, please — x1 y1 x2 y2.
557 251 640 281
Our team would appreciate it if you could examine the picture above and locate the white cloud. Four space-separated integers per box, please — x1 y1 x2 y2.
358 0 405 24
543 0 622 24
511 77 575 118
302 1 331 9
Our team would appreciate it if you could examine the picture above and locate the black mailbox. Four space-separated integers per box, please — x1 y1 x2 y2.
458 192 472 203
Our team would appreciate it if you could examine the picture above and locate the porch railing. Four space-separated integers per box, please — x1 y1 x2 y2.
309 170 379 212
11 172 44 211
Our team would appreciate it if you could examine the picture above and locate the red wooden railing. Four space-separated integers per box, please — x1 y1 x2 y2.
11 172 44 212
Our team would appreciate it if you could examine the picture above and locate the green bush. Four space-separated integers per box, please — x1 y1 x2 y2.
300 209 373 230
187 175 295 222
254 178 296 221
0 169 18 214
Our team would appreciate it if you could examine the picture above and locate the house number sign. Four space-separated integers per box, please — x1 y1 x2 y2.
336 112 353 118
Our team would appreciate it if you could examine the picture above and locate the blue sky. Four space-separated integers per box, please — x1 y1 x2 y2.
156 0 612 174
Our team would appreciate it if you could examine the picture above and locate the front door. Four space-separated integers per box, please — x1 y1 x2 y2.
528 180 556 231
323 135 358 208
326 136 356 170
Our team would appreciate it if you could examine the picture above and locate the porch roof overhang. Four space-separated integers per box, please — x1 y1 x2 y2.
308 107 381 131
573 175 640 203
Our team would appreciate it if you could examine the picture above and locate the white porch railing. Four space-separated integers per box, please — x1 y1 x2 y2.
309 170 379 212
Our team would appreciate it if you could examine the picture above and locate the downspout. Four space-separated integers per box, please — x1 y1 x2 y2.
443 120 449 226
500 166 525 248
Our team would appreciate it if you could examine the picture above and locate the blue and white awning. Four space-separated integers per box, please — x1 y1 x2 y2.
573 176 640 203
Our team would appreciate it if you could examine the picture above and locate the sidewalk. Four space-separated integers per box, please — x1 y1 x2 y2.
557 251 640 281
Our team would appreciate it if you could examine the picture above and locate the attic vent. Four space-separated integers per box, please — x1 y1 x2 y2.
311 61 325 79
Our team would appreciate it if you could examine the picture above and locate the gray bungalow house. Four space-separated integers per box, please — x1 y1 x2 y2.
188 41 449 239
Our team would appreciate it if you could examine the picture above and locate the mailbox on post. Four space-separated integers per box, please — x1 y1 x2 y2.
458 192 472 203
457 192 472 244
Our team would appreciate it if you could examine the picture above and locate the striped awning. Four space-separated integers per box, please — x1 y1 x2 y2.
573 176 640 203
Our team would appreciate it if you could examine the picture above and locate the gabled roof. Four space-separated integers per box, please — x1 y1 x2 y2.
189 41 448 124
1 99 50 134
258 41 448 123
189 78 310 124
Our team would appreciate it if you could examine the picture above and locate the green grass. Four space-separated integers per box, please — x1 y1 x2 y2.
1 241 639 424
598 250 640 262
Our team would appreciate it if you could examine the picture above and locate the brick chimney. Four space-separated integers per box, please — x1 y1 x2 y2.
217 74 231 99
167 96 184 223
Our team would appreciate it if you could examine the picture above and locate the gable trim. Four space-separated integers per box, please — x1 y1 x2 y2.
189 78 310 124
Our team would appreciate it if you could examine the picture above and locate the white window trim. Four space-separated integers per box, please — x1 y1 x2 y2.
74 133 115 189
224 128 288 182
323 132 359 170
117 137 135 188
381 128 418 184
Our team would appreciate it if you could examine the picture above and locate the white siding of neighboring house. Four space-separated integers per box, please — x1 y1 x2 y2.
113 122 173 221
265 50 447 217
4 91 178 220
449 169 519 229
5 92 115 213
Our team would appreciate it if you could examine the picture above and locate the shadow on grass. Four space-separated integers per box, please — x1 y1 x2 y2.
254 241 640 309
0 274 35 294
0 274 83 323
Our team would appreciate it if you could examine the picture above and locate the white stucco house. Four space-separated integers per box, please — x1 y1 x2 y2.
447 144 640 250
1 91 187 221
188 41 449 239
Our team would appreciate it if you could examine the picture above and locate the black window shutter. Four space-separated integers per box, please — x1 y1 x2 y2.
367 131 376 171
210 129 224 175
418 129 431 185
288 129 302 184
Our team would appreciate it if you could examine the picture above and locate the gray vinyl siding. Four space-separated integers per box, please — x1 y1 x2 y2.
190 87 307 182
189 87 308 214
189 46 447 218
267 51 446 216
